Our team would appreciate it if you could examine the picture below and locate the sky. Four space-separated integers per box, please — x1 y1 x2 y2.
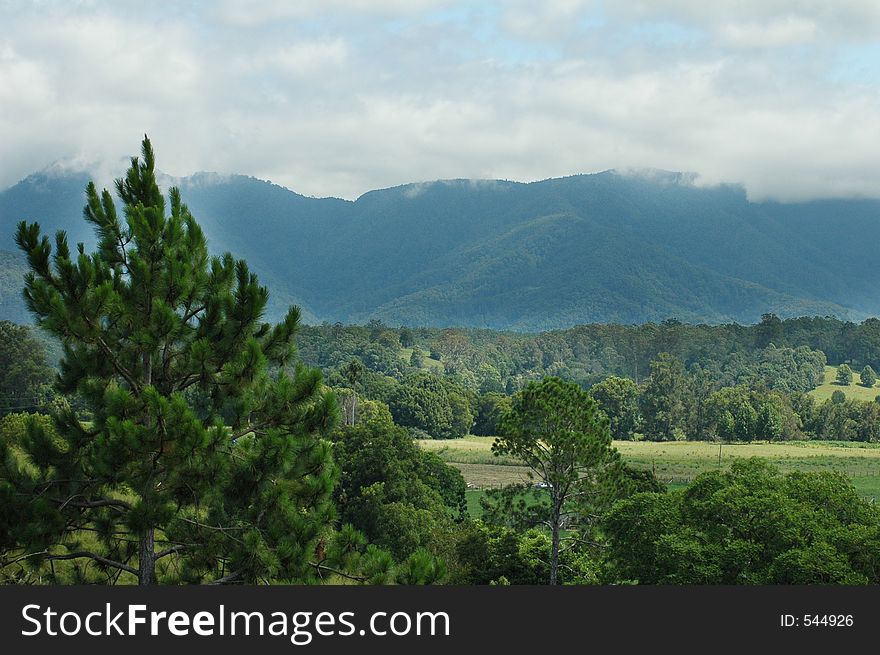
3 0 880 201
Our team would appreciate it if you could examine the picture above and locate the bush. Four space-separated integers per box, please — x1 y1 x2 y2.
860 365 877 388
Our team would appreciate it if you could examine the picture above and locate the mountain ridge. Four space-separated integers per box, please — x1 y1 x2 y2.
2 166 877 330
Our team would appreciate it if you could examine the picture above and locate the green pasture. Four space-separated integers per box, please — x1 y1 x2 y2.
422 436 880 506
810 365 880 402
399 347 445 372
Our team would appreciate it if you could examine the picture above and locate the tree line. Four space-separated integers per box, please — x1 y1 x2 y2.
297 312 880 391
309 344 877 444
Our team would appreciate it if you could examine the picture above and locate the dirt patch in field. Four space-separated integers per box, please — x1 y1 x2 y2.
452 463 534 488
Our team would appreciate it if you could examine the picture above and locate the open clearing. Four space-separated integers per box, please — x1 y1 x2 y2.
399 347 445 372
419 436 880 500
810 365 880 402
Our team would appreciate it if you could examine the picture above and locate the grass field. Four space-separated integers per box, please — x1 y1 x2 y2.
419 436 880 509
399 347 445 372
810 365 880 402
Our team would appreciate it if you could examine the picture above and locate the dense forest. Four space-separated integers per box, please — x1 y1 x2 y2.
289 315 880 443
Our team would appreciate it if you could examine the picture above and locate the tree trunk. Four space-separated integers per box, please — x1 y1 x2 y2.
139 527 155 585
549 496 561 586
140 349 155 585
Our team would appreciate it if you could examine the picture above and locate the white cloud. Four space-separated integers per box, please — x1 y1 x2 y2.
717 16 818 48
608 0 880 45
2 1 880 203
229 38 350 79
218 0 454 26
501 1 592 41
265 39 349 76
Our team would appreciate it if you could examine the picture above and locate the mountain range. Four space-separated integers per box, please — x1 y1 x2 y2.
2 166 879 330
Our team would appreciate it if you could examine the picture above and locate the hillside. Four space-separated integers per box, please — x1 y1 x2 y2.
810 366 880 403
2 167 878 329
0 250 32 325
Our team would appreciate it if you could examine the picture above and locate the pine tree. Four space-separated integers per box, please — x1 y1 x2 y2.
341 358 365 425
493 377 621 585
860 365 877 388
3 137 374 585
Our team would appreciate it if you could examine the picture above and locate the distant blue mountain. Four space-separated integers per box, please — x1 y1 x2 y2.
2 167 878 329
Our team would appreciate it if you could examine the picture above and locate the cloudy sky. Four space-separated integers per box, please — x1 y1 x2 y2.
3 0 880 201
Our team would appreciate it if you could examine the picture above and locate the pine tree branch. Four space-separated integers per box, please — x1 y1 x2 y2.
2 549 49 568
68 526 137 540
228 421 271 442
182 304 206 324
176 374 203 392
114 228 133 277
60 322 142 395
55 496 133 511
93 334 142 394
32 479 95 492
179 518 247 545
311 561 367 583
559 533 606 551
156 544 188 560
208 571 243 585
43 550 138 576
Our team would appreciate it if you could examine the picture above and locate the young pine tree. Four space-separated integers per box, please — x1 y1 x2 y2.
3 137 384 585
493 377 622 585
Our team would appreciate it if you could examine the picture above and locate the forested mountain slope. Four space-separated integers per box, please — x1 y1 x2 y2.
2 168 876 329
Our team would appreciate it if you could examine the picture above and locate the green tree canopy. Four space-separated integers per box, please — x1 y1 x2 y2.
640 353 689 440
604 459 880 584
330 409 465 567
836 363 853 386
387 372 473 439
472 392 511 436
590 375 641 440
754 313 784 349
493 376 621 585
703 385 797 442
860 365 877 388
398 327 415 348
0 321 55 415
